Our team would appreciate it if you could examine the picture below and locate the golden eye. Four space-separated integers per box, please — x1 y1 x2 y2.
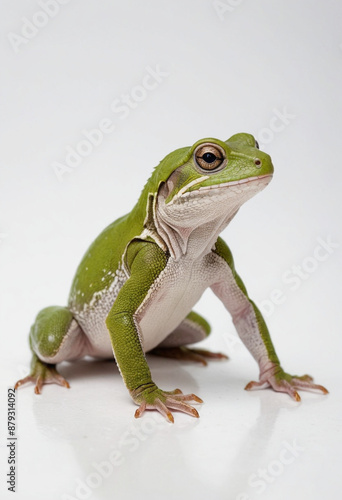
194 144 226 171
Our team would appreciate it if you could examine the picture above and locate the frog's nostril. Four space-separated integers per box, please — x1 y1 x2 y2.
254 159 262 168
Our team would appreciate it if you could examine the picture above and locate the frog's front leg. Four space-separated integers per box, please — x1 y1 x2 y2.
212 238 328 401
106 240 202 422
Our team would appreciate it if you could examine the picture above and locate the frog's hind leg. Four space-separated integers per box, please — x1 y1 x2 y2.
149 311 228 366
15 306 86 393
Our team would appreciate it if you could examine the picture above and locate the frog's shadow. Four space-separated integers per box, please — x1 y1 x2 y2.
58 354 205 388
30 355 206 444
58 356 120 382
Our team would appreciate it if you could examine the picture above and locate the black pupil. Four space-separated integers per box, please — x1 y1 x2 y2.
202 152 217 163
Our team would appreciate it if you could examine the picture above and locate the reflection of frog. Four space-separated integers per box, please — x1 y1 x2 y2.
16 134 328 422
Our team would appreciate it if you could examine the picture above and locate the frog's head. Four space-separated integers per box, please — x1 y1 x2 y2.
143 133 274 258
155 132 273 215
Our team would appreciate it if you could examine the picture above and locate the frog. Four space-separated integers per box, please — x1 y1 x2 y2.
15 133 328 422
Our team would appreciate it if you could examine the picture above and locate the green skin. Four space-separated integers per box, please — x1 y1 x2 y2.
15 133 328 422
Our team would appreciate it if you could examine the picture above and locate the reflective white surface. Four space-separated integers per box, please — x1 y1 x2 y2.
1 0 342 499
1 348 341 500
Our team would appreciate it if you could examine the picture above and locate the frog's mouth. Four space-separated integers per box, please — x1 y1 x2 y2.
165 173 273 206
155 173 273 260
187 173 273 197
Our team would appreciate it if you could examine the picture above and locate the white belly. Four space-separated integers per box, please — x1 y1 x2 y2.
75 252 223 357
136 253 221 352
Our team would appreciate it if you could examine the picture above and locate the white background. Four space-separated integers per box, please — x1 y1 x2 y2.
1 1 342 499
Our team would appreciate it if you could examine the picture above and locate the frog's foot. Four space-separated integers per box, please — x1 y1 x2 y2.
150 346 228 366
15 357 70 394
131 383 203 423
245 364 329 401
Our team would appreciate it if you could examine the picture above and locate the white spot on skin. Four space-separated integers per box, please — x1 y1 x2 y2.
71 263 129 359
89 283 93 287
48 334 55 343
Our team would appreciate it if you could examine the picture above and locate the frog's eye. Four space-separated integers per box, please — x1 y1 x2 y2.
255 140 260 149
194 144 226 171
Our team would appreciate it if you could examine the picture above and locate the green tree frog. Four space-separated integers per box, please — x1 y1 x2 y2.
15 134 328 422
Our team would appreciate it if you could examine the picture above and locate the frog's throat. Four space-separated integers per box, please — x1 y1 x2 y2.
146 174 272 261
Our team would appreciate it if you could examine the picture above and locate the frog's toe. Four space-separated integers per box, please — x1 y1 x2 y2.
290 376 329 395
50 370 70 388
135 399 175 422
167 391 203 404
189 348 229 361
134 394 201 422
245 379 271 391
165 397 200 418
15 362 70 394
134 398 175 422
295 374 314 382
15 375 36 390
15 374 45 394
270 378 302 401
150 346 228 366
267 374 328 399
133 386 203 422
245 367 328 401
245 377 301 400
